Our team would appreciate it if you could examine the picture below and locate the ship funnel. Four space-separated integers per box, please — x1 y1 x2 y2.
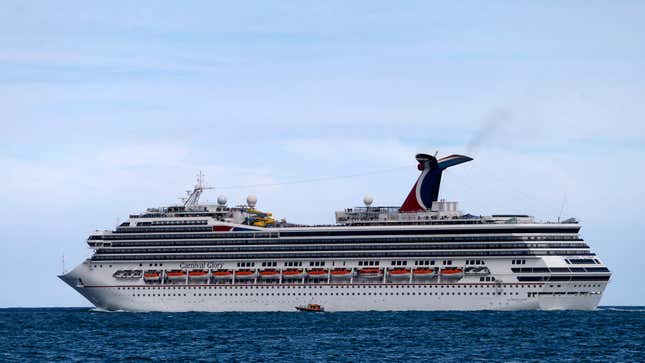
399 153 473 212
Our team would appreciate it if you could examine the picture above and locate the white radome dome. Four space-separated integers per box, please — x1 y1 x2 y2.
217 195 227 206
247 195 258 208
363 195 374 207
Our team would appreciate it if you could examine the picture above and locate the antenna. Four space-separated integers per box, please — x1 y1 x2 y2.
183 171 214 209
557 193 568 222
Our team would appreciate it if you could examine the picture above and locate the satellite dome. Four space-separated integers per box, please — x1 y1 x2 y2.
217 195 227 206
247 195 258 208
363 195 374 207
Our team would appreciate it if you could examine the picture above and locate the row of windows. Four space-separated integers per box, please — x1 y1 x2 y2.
96 242 589 254
466 259 485 265
512 267 610 273
527 291 600 297
275 227 581 238
517 275 611 282
512 259 526 265
414 260 434 266
479 276 496 282
117 227 213 233
129 291 525 298
358 260 380 266
566 258 600 265
137 220 209 226
113 262 607 271
89 233 582 244
111 225 581 238
117 283 567 291
121 282 603 292
92 250 596 262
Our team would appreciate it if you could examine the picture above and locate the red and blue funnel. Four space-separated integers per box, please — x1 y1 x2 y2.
399 153 473 212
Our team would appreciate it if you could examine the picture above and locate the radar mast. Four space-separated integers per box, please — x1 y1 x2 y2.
183 171 213 209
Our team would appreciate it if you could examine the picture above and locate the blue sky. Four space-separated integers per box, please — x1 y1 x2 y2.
1 1 644 307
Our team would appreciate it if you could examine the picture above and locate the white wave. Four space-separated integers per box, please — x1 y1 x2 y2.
600 307 645 312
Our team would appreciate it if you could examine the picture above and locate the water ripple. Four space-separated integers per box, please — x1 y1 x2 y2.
0 307 643 362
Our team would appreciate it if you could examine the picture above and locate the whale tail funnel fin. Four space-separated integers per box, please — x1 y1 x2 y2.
399 153 473 212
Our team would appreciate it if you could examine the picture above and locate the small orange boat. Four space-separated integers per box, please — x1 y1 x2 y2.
357 268 383 278
235 270 258 280
259 269 280 279
143 271 161 281
295 303 324 312
212 270 233 279
166 270 186 280
413 268 436 277
440 268 464 279
188 270 210 279
389 268 411 279
330 268 352 277
282 269 305 279
307 269 328 278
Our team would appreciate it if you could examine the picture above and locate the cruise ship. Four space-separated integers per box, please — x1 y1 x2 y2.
59 153 610 311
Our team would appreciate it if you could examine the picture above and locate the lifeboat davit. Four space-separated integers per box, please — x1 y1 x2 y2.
388 268 411 279
259 269 280 279
440 268 464 280
412 268 436 278
330 268 352 278
235 270 258 280
143 270 161 281
307 269 328 279
165 270 187 281
357 268 383 279
188 270 210 280
282 269 305 279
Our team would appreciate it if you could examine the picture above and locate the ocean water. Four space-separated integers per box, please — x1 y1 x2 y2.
1 307 643 362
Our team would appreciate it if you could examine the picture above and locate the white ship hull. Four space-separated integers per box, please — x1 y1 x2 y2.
60 261 607 312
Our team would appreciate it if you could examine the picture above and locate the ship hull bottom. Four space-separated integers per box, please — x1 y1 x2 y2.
60 281 604 312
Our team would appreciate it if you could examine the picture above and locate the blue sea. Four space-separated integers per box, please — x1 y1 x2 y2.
1 307 643 362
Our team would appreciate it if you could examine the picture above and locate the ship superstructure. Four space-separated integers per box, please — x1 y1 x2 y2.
60 153 610 311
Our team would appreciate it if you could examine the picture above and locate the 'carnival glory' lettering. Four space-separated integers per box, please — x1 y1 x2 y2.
179 262 223 269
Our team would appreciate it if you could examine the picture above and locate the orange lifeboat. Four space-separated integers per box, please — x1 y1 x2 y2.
440 268 464 279
413 268 436 278
259 269 281 279
282 269 305 279
143 270 161 281
389 268 411 279
188 270 210 280
165 270 187 281
212 270 233 280
235 269 258 280
330 268 352 278
307 269 328 279
357 268 383 279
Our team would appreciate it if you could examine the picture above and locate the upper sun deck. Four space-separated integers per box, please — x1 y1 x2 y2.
121 153 578 230
332 200 572 227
